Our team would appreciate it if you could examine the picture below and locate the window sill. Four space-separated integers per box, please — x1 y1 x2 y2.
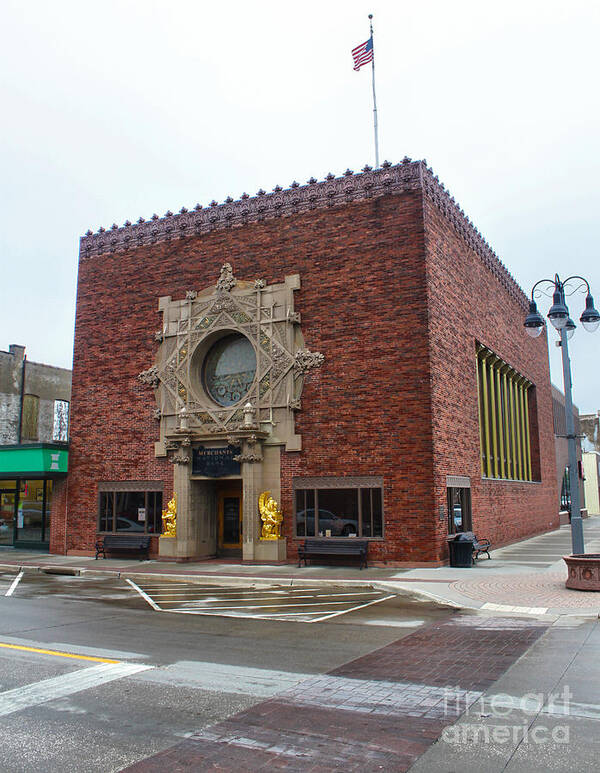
97 531 160 536
481 477 541 485
293 536 385 541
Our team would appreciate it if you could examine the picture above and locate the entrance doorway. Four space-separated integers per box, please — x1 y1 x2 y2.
217 481 242 557
447 486 472 534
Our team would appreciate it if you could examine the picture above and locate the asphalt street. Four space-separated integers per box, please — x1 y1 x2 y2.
0 570 451 772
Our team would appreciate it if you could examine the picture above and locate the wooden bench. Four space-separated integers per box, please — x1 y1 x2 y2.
95 535 151 560
460 531 492 560
298 539 368 570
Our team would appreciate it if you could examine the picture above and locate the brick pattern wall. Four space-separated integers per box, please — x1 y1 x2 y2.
59 186 556 563
61 193 438 560
423 199 558 561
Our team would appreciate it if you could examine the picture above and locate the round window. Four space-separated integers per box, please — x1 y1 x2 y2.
202 333 257 406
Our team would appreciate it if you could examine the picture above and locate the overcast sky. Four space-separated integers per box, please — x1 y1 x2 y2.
1 0 598 412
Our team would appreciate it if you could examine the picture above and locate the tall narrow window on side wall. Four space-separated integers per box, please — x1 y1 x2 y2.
476 344 538 482
22 395 39 441
53 400 69 442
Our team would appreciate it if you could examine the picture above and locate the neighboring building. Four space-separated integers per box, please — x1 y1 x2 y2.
551 385 585 520
0 344 71 550
582 452 600 516
52 160 558 564
580 412 600 517
580 411 600 453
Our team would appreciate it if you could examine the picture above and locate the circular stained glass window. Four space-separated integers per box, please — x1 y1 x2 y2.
203 333 257 406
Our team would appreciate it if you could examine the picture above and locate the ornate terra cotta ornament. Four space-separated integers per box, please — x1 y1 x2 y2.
161 494 177 538
563 554 600 591
293 349 325 375
169 452 190 465
146 264 320 453
258 491 283 540
138 366 160 387
233 452 262 463
216 262 236 293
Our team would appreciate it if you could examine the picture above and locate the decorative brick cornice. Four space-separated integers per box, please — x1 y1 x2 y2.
80 159 526 305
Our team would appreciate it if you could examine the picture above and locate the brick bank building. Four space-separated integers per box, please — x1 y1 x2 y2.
51 160 558 565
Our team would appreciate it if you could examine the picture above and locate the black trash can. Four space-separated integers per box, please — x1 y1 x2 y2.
447 532 474 567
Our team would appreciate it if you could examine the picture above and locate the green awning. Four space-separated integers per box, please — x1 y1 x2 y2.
0 443 68 477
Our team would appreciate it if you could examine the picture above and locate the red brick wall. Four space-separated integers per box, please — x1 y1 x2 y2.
59 193 440 561
423 199 558 562
57 186 557 563
49 477 68 554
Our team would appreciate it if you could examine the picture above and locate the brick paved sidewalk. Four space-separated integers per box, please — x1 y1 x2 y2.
453 570 600 611
124 615 547 772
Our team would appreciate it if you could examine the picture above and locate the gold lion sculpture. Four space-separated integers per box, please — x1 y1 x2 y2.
161 493 177 538
258 491 283 540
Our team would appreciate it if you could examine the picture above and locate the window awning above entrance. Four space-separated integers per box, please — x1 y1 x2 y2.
0 443 68 478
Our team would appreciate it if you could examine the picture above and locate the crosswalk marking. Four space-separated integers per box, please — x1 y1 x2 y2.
4 571 23 597
138 660 310 697
0 662 152 717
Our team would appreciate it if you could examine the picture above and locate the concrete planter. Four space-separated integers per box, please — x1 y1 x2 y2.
563 554 600 591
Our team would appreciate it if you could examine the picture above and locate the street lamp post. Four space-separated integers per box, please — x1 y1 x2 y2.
524 275 600 555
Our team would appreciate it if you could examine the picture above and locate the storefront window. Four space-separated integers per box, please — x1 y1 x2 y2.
318 489 358 537
295 483 383 538
98 488 163 534
295 489 315 537
0 484 16 546
16 480 44 542
361 488 383 537
99 492 114 532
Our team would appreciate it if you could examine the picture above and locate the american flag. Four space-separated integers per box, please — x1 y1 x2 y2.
351 37 373 71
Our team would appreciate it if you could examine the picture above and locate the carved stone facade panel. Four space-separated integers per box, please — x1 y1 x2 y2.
143 265 322 452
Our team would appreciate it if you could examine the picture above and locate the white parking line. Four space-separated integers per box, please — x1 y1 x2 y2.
310 594 396 622
127 580 396 623
125 578 161 610
161 600 373 610
148 592 380 603
0 662 152 717
170 609 330 621
138 586 328 595
5 571 23 597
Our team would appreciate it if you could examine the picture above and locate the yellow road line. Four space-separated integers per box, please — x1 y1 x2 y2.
0 642 119 663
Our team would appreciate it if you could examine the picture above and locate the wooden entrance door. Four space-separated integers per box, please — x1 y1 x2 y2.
217 483 243 555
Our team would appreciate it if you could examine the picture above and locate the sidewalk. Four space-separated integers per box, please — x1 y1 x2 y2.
408 617 600 772
2 517 600 618
123 615 600 772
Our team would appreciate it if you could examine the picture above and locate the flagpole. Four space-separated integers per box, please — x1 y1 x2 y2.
369 14 380 168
